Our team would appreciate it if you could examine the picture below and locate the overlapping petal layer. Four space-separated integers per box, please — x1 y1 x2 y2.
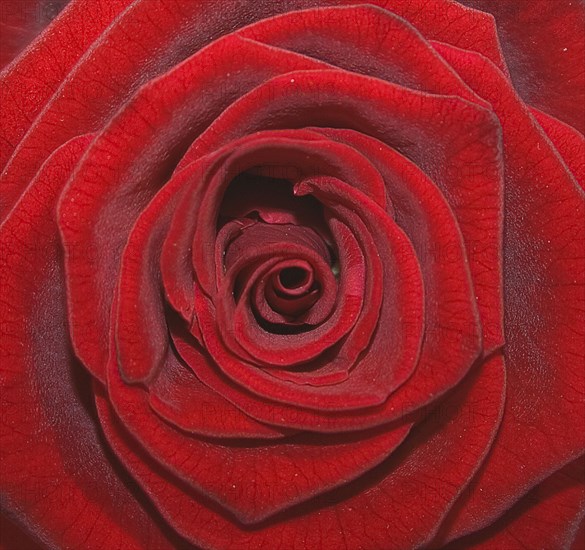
1 0 583 548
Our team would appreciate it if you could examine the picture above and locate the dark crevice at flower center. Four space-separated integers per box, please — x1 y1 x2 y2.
278 266 311 291
217 171 329 235
252 314 314 335
264 261 321 319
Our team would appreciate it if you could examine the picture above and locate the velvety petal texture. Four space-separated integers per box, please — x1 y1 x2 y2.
1 1 583 549
0 0 71 70
458 0 585 134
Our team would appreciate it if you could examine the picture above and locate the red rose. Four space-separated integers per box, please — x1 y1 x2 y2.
1 1 584 549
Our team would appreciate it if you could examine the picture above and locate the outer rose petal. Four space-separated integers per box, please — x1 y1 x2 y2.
147 347 291 439
0 137 180 549
432 42 585 542
343 0 509 78
0 0 70 69
4 0 324 216
446 457 585 549
0 0 131 168
105 351 414 525
530 107 585 189
1 0 506 218
236 4 489 105
458 0 585 133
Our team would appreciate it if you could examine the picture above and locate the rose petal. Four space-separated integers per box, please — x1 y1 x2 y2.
194 242 362 399
458 0 585 133
316 127 504 355
1 0 337 218
238 4 488 103
115 169 186 385
96 353 504 549
148 342 290 439
0 135 179 549
445 457 585 549
189 180 424 412
432 41 585 541
530 107 585 189
189 133 388 294
0 0 70 69
105 351 413 525
0 0 130 170
217 220 367 372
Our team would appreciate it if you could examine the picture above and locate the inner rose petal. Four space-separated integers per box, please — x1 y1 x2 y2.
153 70 497 430
266 262 317 311
219 220 335 329
256 260 320 321
209 237 346 371
153 126 425 412
276 264 313 294
256 262 335 328
222 221 331 276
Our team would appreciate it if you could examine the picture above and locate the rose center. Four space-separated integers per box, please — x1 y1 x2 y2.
277 266 312 293
218 169 338 332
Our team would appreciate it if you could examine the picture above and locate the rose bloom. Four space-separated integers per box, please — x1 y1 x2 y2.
0 0 584 548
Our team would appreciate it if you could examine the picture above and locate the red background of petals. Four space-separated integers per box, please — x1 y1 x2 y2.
0 1 583 549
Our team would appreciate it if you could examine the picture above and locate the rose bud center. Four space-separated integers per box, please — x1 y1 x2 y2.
218 170 338 332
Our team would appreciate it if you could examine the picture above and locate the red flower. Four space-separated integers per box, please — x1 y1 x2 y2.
1 1 583 549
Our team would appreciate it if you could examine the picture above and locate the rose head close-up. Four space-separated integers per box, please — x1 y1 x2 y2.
0 0 584 549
